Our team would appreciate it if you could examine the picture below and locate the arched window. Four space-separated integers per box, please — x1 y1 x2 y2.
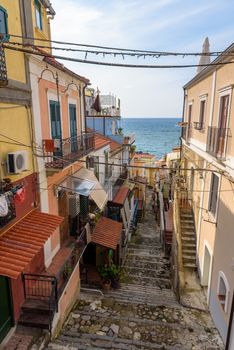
217 271 229 313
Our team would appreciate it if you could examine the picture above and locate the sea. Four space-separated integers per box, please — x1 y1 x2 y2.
121 117 181 160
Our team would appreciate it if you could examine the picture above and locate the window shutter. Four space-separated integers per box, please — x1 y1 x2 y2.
209 174 219 216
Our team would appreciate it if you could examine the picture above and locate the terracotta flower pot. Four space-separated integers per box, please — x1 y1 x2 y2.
100 280 111 290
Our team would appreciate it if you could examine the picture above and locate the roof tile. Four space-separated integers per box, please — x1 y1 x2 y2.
92 217 122 250
0 210 63 279
112 186 129 205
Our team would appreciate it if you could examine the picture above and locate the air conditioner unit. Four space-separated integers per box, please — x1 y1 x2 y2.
7 151 28 174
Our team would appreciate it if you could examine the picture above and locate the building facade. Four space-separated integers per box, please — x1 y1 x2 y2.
0 0 64 342
180 43 234 347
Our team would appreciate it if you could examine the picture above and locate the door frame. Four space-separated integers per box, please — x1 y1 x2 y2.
225 291 234 350
0 276 14 343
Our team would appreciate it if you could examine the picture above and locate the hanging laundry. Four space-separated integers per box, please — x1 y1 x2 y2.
14 187 26 204
0 195 8 217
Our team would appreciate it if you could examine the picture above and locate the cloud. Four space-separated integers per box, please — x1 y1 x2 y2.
50 0 234 117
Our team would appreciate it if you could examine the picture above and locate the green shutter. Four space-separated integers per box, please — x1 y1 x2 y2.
0 6 9 42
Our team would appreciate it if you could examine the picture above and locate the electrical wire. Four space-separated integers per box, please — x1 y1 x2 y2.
7 33 234 57
3 44 234 69
0 132 224 173
7 41 234 59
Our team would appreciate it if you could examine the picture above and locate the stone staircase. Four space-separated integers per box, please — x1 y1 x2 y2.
180 207 197 270
45 189 223 350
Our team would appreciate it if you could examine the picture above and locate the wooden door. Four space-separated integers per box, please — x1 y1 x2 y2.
0 276 13 343
50 101 62 156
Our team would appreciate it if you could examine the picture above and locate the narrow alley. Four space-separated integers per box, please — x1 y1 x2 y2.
45 189 223 350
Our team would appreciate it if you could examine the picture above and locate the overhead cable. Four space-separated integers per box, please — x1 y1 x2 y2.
7 41 234 58
3 44 234 69
7 33 233 57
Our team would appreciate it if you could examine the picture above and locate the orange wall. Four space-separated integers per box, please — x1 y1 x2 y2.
47 163 82 215
38 79 80 140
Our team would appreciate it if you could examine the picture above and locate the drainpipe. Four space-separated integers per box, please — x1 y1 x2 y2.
82 83 88 134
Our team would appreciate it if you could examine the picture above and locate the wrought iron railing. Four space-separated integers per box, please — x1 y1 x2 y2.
42 132 94 169
181 124 192 141
206 127 229 160
22 273 58 332
193 121 205 131
57 227 88 296
0 44 8 87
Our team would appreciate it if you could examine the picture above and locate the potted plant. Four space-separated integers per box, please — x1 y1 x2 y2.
108 264 121 289
98 264 121 290
98 265 111 290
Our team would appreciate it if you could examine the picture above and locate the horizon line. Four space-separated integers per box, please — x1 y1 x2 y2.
122 116 182 119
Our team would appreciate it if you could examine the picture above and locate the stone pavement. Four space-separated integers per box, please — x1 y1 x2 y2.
45 188 224 350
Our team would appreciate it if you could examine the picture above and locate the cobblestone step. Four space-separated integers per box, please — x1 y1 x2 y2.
44 188 224 350
51 332 176 349
122 265 171 278
102 291 178 307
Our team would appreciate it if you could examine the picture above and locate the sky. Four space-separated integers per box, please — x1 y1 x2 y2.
51 0 234 118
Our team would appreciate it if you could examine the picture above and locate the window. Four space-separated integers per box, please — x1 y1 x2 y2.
198 99 206 130
217 272 229 312
0 6 9 42
35 0 42 30
50 101 61 139
186 104 192 139
208 173 219 216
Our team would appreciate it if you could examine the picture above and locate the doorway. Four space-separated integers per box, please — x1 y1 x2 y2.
202 245 212 299
69 104 78 153
0 276 13 343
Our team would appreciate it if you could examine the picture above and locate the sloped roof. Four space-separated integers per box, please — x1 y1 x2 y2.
0 210 63 279
112 185 129 205
94 133 110 150
92 217 122 250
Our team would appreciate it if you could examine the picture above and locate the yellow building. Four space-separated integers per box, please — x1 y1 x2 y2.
131 152 156 187
179 42 234 347
0 1 63 343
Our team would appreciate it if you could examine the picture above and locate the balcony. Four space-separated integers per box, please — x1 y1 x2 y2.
20 227 89 331
206 127 229 160
42 132 94 169
181 124 192 141
193 122 205 131
0 45 8 87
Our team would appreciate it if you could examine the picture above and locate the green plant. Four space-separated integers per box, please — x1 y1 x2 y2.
62 261 73 279
117 127 124 136
98 264 121 282
98 265 111 283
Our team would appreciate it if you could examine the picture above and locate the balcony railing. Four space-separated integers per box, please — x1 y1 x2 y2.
0 44 8 87
181 124 192 141
43 132 94 169
206 127 229 160
193 121 205 131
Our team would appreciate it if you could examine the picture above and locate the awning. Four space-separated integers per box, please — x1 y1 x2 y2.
92 217 123 250
57 168 108 211
0 210 63 279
